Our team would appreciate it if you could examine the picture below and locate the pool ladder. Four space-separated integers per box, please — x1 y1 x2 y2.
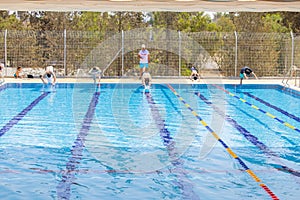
282 65 300 88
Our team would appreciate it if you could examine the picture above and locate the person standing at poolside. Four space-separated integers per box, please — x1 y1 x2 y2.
138 44 150 79
240 66 258 85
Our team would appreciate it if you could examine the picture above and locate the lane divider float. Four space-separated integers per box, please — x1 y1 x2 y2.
212 84 300 133
244 92 300 123
166 84 279 200
195 92 300 177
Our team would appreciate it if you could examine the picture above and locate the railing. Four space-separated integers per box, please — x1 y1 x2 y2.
282 65 300 87
0 29 299 78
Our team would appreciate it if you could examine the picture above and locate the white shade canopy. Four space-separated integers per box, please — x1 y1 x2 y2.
1 0 300 12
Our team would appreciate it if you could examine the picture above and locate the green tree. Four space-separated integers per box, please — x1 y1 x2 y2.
223 12 289 76
280 12 300 33
215 15 235 32
0 11 23 30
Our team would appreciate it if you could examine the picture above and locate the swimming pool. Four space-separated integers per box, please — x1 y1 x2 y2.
0 83 299 200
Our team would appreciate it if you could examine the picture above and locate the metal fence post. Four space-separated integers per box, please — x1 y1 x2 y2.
178 30 181 77
234 31 238 77
291 31 294 68
4 29 7 76
63 29 67 76
122 30 124 77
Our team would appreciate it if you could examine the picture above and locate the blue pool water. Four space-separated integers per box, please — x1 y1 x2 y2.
0 83 299 200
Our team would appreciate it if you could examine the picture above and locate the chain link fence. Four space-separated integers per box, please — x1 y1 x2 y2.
0 28 298 78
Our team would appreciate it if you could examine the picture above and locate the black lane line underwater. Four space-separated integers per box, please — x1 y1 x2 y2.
57 90 100 200
0 92 50 137
145 91 200 200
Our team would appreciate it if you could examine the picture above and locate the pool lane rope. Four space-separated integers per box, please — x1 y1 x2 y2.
243 92 300 123
195 92 300 178
166 84 279 200
212 84 300 133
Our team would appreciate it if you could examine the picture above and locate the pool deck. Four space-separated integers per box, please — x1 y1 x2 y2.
2 77 300 91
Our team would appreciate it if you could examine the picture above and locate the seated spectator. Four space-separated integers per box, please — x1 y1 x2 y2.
14 66 24 78
0 63 4 83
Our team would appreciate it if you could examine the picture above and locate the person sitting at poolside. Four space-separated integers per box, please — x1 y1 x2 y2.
14 66 24 78
142 72 152 92
190 66 200 81
89 66 102 84
0 63 4 83
40 66 56 86
240 66 258 85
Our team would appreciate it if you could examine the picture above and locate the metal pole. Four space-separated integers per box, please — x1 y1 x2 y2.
291 31 294 67
178 31 181 77
4 29 7 76
64 29 67 76
290 31 295 85
121 30 124 77
234 31 238 77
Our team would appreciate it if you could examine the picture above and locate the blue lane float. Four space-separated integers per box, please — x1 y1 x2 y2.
195 92 300 178
244 92 300 123
167 84 279 200
213 84 300 134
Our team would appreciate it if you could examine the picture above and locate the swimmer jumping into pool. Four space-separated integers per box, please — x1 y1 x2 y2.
240 66 258 85
89 66 102 84
40 66 56 86
190 66 200 82
142 71 152 93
